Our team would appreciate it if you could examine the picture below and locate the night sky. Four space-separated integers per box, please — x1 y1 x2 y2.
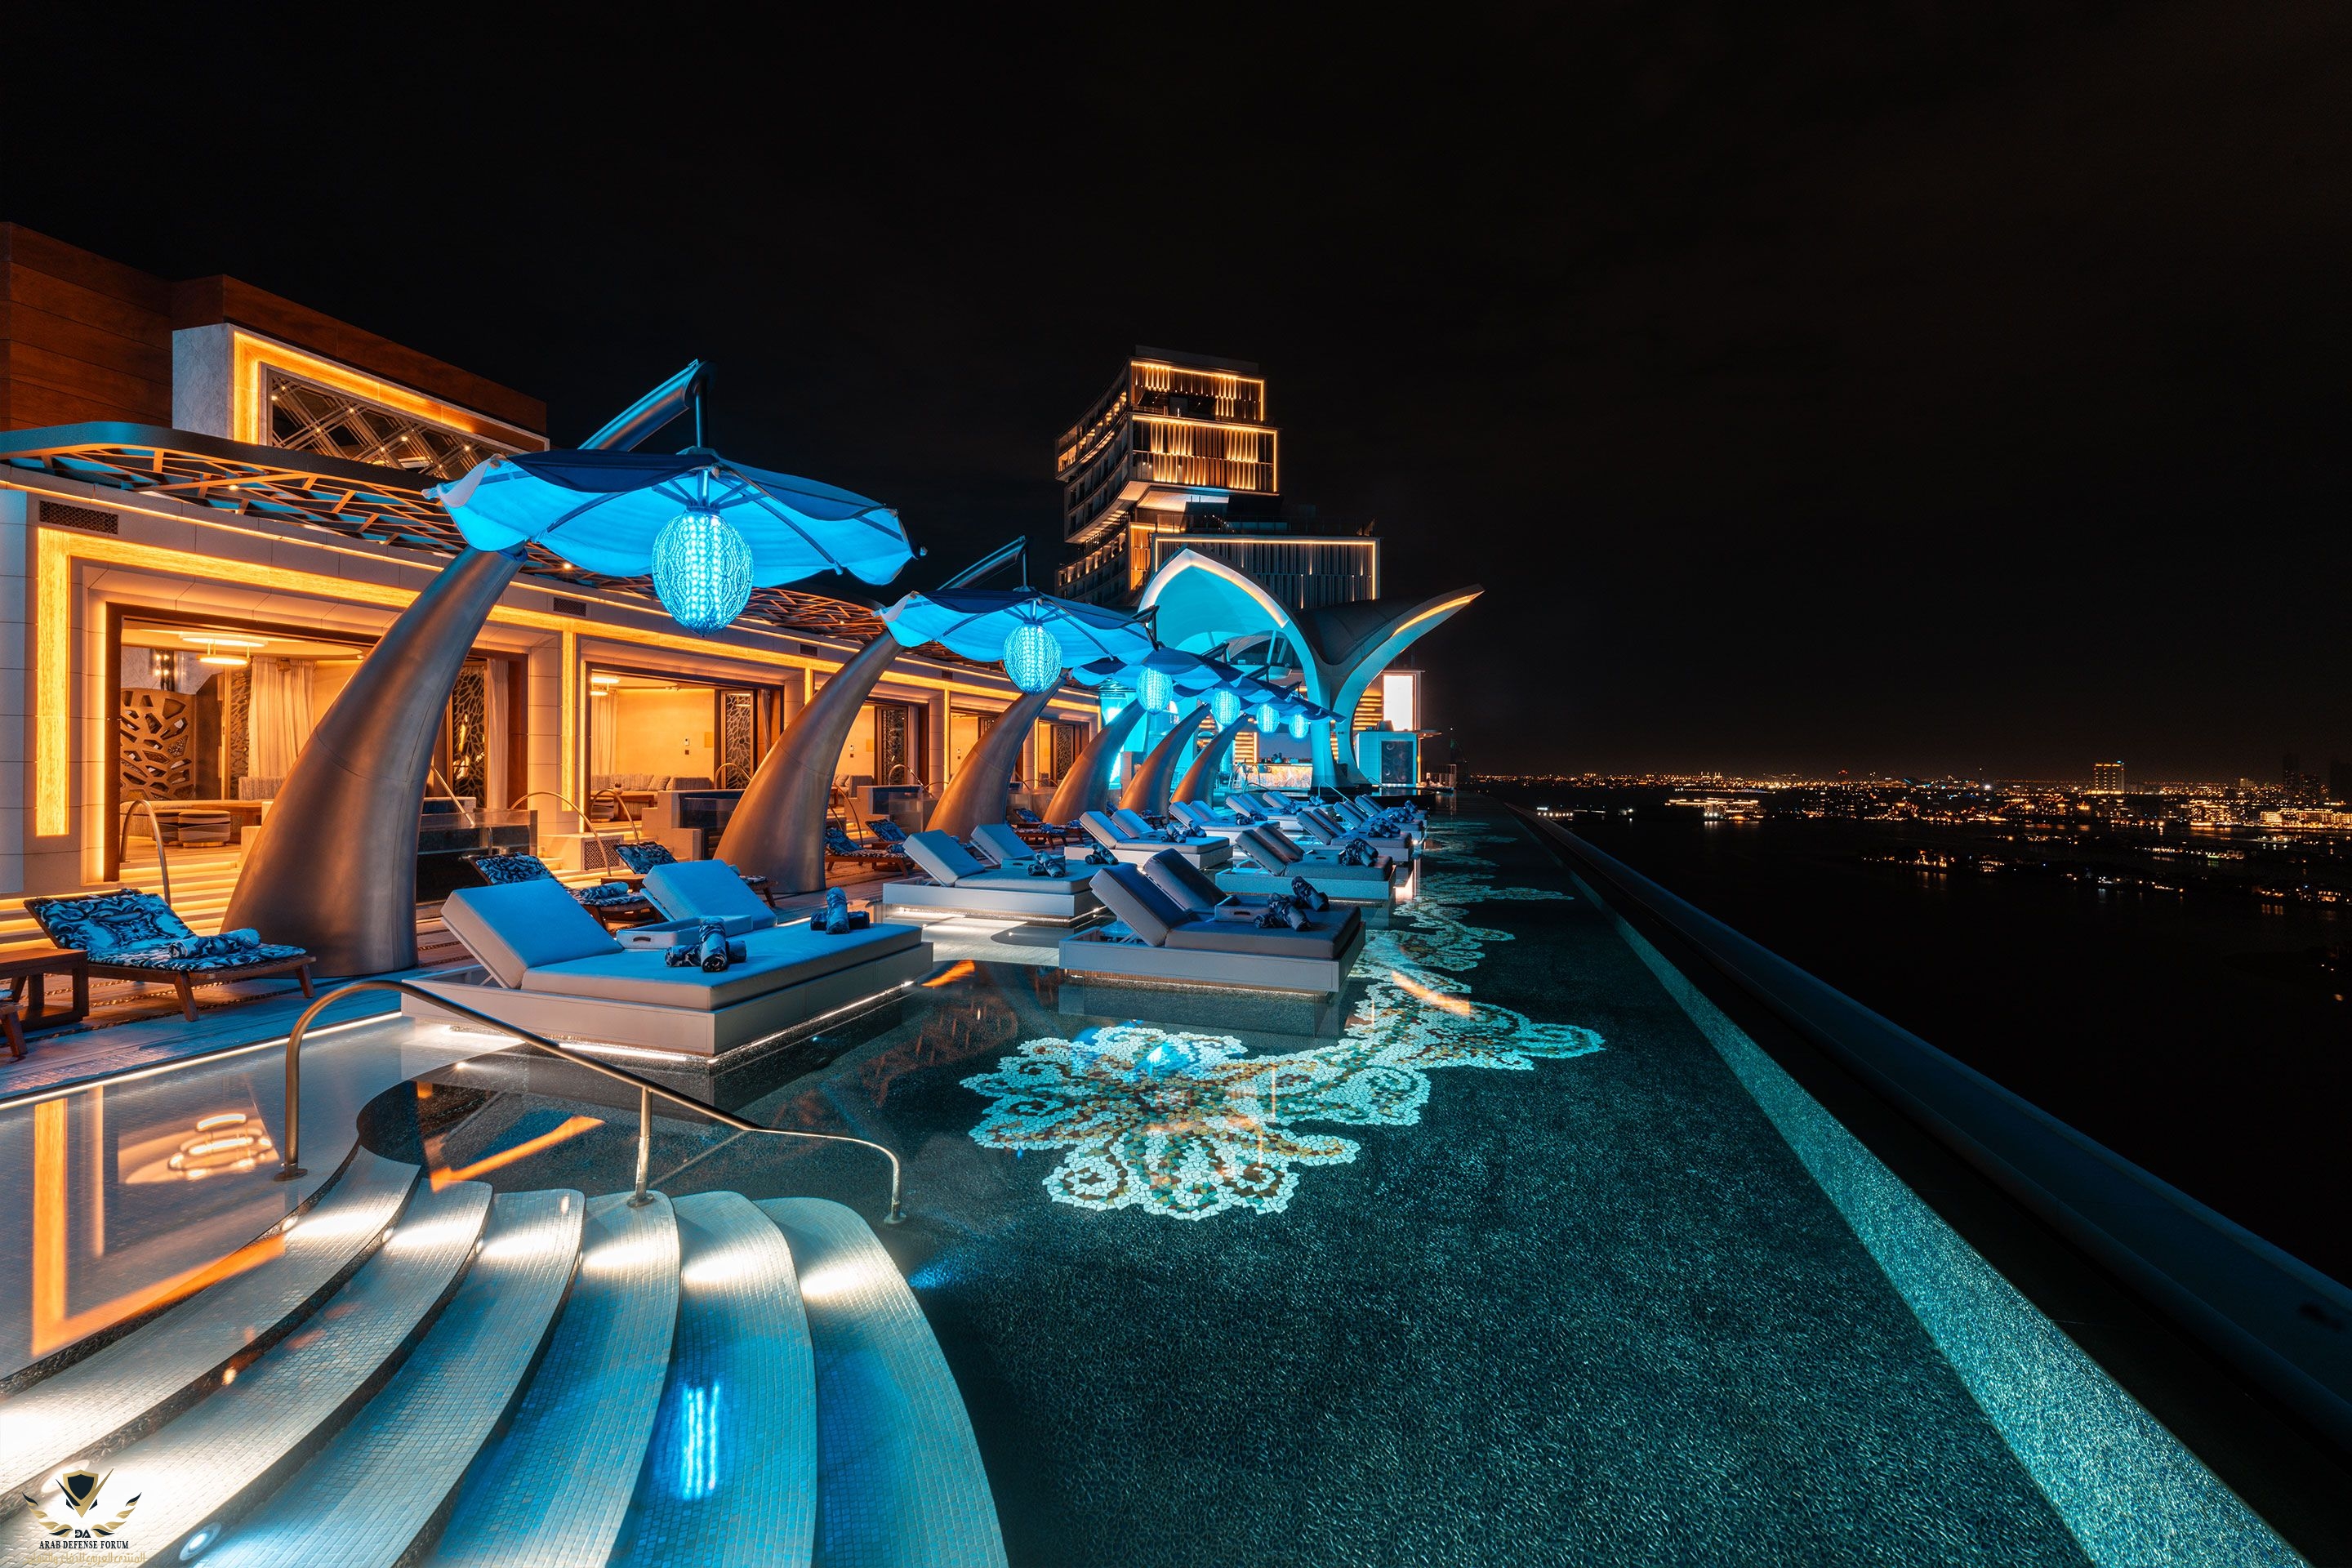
12 4 2346 780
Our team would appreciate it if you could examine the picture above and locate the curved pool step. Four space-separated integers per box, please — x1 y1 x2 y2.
610 1190 818 1568
195 1188 584 1568
0 1180 492 1566
425 1192 681 1568
0 1147 421 1511
758 1198 1008 1568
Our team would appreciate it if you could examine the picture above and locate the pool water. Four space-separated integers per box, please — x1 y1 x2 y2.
397 807 2293 1566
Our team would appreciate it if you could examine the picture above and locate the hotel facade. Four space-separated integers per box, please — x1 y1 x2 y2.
0 225 1098 902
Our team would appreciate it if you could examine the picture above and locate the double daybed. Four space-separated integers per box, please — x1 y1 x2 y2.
1079 810 1233 870
1058 857 1364 995
877 831 1104 922
412 874 933 1058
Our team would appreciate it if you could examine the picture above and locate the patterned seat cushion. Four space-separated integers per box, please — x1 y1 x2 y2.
23 890 195 957
574 881 645 908
98 941 310 973
612 840 679 875
467 852 557 885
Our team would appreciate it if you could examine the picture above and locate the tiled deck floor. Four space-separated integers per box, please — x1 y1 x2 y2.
408 808 2292 1566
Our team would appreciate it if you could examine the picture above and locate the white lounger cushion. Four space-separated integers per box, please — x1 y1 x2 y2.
969 824 1037 866
520 920 923 1009
642 861 777 926
443 880 623 988
905 831 996 885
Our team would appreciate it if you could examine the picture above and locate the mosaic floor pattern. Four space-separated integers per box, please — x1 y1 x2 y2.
961 822 1606 1218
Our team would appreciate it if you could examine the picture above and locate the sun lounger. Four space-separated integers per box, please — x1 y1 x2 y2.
1137 849 1269 917
1166 800 1252 839
969 822 1048 869
1079 810 1233 870
1294 804 1414 860
463 850 659 928
21 889 315 1022
639 860 789 936
880 831 1104 921
1059 864 1364 995
1218 826 1395 905
414 876 933 1058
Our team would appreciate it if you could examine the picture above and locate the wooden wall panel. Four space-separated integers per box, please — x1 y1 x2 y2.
0 225 174 429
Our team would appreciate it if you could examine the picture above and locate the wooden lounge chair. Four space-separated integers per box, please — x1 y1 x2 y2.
462 850 659 929
20 889 314 1022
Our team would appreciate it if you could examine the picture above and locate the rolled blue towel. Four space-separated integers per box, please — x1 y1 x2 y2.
1289 876 1329 911
1084 845 1116 866
1254 894 1297 929
1027 855 1068 877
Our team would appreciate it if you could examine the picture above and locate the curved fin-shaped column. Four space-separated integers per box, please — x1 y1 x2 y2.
929 685 1058 838
1172 715 1250 804
1120 702 1206 815
715 633 902 895
224 548 523 975
1043 702 1145 824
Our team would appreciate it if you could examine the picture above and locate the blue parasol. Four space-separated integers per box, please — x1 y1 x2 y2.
882 589 1153 691
430 449 914 628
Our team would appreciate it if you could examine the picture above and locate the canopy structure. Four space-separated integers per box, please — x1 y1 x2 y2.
882 589 1152 670
1139 547 1480 786
430 449 913 586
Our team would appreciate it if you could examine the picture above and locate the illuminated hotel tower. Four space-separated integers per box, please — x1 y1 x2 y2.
1052 348 1379 611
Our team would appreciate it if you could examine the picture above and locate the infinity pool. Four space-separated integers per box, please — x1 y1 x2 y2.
359 807 2292 1566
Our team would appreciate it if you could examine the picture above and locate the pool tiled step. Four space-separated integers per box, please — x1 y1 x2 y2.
0 1147 421 1505
760 1197 1009 1568
610 1191 819 1568
425 1192 682 1568
0 1166 1004 1568
198 1190 585 1568
0 1179 493 1566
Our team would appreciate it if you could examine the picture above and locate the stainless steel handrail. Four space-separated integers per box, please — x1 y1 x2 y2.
114 799 175 907
427 767 477 828
510 789 626 870
587 788 646 840
272 980 905 1222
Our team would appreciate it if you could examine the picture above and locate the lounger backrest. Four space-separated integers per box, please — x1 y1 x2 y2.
1258 824 1309 862
1336 798 1375 824
970 823 1034 866
1112 808 1156 837
1299 808 1343 840
443 879 622 987
1166 800 1207 830
1138 849 1223 915
642 861 776 926
1233 827 1285 871
1080 812 1125 850
1090 865 1187 945
905 831 991 886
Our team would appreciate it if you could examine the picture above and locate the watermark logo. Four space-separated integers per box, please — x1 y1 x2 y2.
20 1468 141 1552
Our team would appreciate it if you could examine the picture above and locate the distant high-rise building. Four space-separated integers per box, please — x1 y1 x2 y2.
2330 760 2352 807
1051 348 1379 609
2283 751 2301 786
2091 760 2126 794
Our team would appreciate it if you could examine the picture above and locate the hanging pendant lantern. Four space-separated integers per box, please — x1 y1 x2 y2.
1210 690 1241 728
1289 711 1310 741
1138 667 1174 715
1002 621 1066 693
1257 702 1278 733
650 507 754 631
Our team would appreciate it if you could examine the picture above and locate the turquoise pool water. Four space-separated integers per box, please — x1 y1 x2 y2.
403 806 2295 1566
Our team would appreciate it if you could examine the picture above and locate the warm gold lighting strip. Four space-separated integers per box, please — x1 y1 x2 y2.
32 528 1095 836
230 329 538 451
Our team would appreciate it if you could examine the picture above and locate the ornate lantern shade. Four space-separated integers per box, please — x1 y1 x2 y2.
1257 702 1279 733
1209 689 1241 728
650 508 755 630
1289 711 1311 741
1138 667 1174 715
1002 621 1067 693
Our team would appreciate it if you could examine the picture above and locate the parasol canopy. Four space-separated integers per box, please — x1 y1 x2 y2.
881 589 1153 686
430 449 914 587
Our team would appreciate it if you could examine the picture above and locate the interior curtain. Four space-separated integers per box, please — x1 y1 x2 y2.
247 657 317 778
483 660 508 808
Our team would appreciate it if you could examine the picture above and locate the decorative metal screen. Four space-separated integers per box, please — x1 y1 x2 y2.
447 666 488 803
719 691 755 788
265 367 519 482
875 704 914 785
1047 721 1080 784
119 690 196 800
